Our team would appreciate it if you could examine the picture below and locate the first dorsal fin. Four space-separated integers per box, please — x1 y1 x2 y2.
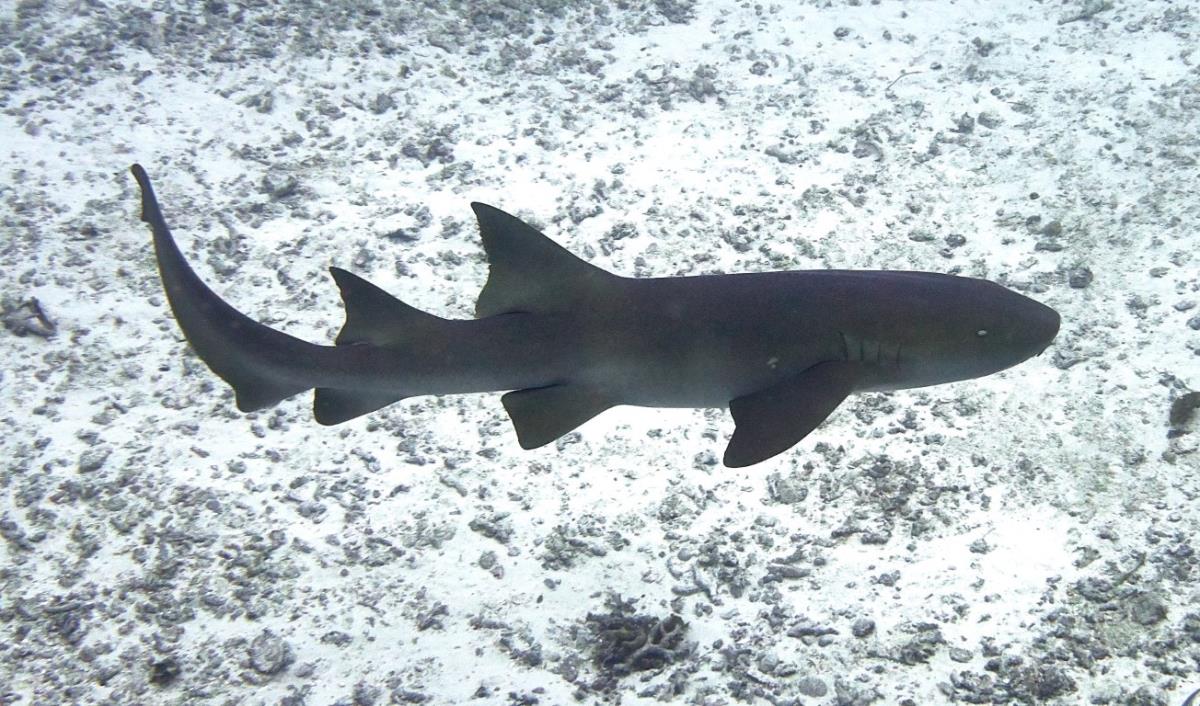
470 203 617 317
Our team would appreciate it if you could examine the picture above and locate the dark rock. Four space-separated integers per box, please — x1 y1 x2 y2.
787 620 837 640
1169 391 1200 430
1075 576 1112 602
249 630 293 675
1014 664 1075 700
261 170 299 200
149 657 180 686
977 111 1003 129
2 297 56 337
765 471 808 504
1125 686 1170 706
370 92 395 114
585 595 690 681
897 624 944 665
498 628 542 668
469 513 514 544
972 37 997 56
874 570 900 587
353 682 383 706
851 619 875 638
77 447 111 473
654 0 696 24
686 65 718 101
797 676 827 697
1068 266 1093 288
1127 593 1167 626
321 631 352 647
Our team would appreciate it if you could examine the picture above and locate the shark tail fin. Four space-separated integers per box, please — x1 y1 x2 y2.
470 203 617 317
314 268 443 424
132 164 314 412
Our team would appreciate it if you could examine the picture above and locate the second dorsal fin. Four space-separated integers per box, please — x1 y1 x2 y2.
313 267 439 425
470 203 616 317
329 267 443 347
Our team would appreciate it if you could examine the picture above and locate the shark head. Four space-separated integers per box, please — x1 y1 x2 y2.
855 273 1060 390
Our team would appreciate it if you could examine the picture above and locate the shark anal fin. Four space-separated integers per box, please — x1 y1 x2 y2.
470 203 616 317
502 384 613 449
314 388 405 425
234 383 304 413
723 362 860 468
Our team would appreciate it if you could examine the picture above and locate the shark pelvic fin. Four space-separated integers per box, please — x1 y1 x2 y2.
723 362 860 467
470 203 616 317
502 384 614 449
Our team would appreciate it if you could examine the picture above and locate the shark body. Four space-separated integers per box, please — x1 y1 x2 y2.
131 164 1060 466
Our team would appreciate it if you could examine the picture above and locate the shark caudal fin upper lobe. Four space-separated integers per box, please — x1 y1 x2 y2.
133 164 315 411
134 164 424 423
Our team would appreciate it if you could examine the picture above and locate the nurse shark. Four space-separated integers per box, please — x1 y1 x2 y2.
131 164 1059 466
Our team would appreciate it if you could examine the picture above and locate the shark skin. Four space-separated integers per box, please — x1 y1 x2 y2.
131 164 1061 467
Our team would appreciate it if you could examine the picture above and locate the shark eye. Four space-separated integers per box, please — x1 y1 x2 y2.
976 329 989 337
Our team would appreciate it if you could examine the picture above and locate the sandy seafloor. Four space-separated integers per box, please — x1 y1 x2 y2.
1 0 1199 704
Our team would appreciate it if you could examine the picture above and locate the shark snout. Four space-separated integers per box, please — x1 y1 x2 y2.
1026 299 1061 356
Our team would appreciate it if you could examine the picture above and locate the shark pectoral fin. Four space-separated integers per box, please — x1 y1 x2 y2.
314 388 405 425
501 384 613 449
723 362 860 468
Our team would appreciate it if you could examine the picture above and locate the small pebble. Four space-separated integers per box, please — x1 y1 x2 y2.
78 447 111 473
